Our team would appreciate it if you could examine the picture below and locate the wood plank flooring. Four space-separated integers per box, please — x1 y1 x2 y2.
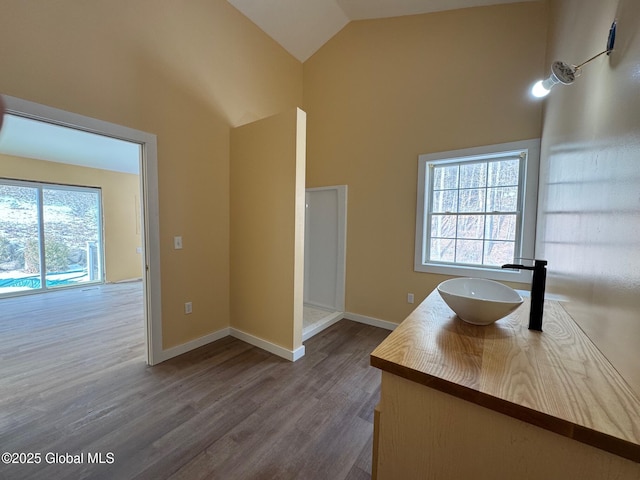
0 283 390 479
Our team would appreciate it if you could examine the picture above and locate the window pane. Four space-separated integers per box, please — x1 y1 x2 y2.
42 188 102 288
458 188 486 213
487 186 518 212
430 238 455 262
457 215 484 239
431 215 456 238
0 185 41 293
484 241 515 266
433 165 459 190
456 239 483 264
459 162 487 188
488 159 519 186
484 214 517 241
431 190 458 213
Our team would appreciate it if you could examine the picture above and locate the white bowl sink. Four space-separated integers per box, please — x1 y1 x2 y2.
437 278 524 325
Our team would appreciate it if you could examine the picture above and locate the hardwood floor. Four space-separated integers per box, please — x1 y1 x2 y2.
0 283 390 480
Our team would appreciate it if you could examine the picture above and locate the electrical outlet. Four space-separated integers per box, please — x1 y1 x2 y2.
407 293 414 304
184 302 192 314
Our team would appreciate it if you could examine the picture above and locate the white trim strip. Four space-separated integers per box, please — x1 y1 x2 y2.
157 328 231 363
302 311 344 342
157 327 306 363
156 312 396 365
230 328 305 362
344 312 397 331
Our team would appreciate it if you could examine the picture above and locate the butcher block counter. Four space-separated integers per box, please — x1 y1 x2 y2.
370 290 640 480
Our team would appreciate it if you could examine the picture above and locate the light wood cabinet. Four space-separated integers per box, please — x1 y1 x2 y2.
371 291 640 479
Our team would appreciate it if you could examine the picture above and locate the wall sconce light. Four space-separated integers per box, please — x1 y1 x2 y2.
531 20 617 98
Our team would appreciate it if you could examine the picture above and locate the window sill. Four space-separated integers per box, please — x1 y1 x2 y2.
415 262 532 283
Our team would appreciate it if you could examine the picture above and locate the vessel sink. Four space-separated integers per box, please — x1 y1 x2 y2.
437 278 524 325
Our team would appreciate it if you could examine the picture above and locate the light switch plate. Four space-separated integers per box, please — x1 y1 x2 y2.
174 236 183 250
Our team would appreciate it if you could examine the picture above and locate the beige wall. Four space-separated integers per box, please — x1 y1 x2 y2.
230 108 306 351
303 2 547 323
538 0 640 394
0 154 142 282
0 0 302 349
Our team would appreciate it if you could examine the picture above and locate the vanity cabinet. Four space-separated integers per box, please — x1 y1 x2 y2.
370 291 640 479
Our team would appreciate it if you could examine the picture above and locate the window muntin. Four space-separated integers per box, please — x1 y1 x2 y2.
415 140 539 282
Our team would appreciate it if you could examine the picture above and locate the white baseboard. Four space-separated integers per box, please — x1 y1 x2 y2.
344 312 398 331
290 345 306 361
157 313 394 365
158 327 231 363
230 328 305 362
157 326 305 363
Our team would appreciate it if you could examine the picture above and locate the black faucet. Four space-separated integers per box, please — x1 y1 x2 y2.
501 259 547 331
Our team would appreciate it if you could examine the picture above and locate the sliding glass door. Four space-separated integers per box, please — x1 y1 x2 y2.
0 180 104 296
0 183 41 293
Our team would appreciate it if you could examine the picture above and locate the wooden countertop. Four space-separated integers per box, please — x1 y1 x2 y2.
370 290 640 463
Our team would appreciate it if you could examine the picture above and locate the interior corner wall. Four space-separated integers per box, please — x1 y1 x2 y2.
537 0 640 395
0 0 302 350
303 2 548 324
230 108 306 352
0 154 142 283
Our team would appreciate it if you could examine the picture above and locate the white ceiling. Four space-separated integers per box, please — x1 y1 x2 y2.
0 114 140 175
227 0 539 62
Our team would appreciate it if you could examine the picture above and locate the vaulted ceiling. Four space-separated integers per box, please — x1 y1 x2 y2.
227 0 540 61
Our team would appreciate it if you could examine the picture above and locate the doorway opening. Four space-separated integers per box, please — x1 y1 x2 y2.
0 95 162 364
303 185 347 341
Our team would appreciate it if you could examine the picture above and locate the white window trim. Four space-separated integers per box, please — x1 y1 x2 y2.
415 139 540 283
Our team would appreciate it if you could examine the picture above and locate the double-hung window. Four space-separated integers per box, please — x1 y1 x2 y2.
415 139 540 282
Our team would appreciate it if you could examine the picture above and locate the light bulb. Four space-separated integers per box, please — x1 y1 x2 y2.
531 80 551 98
531 61 577 99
